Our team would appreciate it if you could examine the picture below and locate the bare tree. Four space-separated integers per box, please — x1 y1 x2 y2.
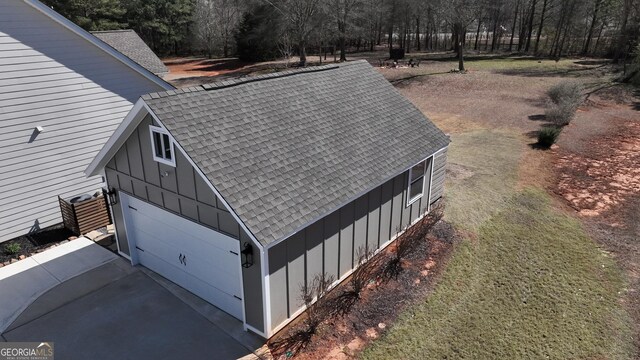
446 0 479 71
329 0 362 61
193 0 242 58
272 0 323 65
193 0 217 58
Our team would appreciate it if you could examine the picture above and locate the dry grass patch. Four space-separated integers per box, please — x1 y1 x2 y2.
444 130 523 232
362 189 634 360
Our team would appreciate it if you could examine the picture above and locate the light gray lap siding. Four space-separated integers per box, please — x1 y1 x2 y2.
0 0 165 241
104 114 264 332
267 150 447 330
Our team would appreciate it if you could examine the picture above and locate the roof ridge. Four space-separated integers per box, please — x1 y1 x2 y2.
90 29 135 33
141 61 373 101
201 63 340 91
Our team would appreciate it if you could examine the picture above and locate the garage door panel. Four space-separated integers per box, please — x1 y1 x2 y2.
121 194 243 321
132 219 240 286
127 197 238 254
136 230 241 296
127 204 238 258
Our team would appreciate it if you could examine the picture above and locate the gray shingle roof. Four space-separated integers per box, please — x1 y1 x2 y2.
143 60 449 245
92 30 168 76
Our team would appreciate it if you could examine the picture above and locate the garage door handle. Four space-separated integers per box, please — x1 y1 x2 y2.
233 295 242 300
136 246 144 252
230 251 238 256
128 206 138 211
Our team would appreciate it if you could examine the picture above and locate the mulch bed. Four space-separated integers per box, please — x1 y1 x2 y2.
267 221 460 360
0 224 75 265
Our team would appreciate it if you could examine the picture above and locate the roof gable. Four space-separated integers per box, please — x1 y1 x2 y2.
23 0 172 90
92 30 169 76
141 61 449 245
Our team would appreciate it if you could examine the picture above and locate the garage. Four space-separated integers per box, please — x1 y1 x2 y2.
119 194 244 320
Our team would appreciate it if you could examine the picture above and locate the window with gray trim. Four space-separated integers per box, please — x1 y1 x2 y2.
407 159 427 206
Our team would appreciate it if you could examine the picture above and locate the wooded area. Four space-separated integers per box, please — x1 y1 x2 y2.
44 0 639 66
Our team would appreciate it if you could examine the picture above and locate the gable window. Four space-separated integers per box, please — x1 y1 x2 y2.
407 159 428 206
149 126 175 166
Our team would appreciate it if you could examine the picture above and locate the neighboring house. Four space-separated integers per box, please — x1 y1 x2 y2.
0 0 173 242
91 30 169 77
85 60 450 338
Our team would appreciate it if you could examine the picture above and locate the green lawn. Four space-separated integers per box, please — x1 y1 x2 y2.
361 130 634 359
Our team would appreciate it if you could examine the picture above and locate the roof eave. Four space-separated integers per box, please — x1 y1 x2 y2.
85 99 149 177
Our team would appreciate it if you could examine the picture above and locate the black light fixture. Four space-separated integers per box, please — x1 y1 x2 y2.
106 187 118 206
241 242 253 268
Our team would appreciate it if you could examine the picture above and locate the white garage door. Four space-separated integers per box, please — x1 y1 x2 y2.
121 194 243 320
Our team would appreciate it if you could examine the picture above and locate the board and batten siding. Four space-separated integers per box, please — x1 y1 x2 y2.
268 147 447 331
104 114 264 332
0 0 166 242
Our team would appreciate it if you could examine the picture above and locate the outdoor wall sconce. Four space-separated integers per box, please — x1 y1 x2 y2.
241 242 253 268
106 187 118 206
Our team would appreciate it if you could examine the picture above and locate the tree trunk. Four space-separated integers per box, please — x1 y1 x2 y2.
491 12 499 52
582 0 601 54
534 0 547 54
593 20 605 55
456 24 465 71
517 6 527 51
415 17 421 51
474 15 482 50
613 0 631 62
299 40 307 66
549 6 566 58
458 41 464 71
524 0 538 52
509 0 520 51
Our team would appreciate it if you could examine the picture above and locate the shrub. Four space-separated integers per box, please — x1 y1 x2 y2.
3 242 21 255
383 203 444 279
545 82 583 126
270 272 335 357
545 103 576 126
537 127 562 148
298 273 335 336
547 81 583 107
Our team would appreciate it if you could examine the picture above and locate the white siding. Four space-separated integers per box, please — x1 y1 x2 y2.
0 0 166 241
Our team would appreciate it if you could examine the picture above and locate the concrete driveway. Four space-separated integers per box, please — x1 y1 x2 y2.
1 259 265 360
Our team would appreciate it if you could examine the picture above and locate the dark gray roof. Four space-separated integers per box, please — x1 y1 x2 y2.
92 30 168 76
142 60 449 245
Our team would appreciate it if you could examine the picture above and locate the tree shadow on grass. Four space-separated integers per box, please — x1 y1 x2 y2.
528 114 547 121
390 72 452 86
495 63 609 78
